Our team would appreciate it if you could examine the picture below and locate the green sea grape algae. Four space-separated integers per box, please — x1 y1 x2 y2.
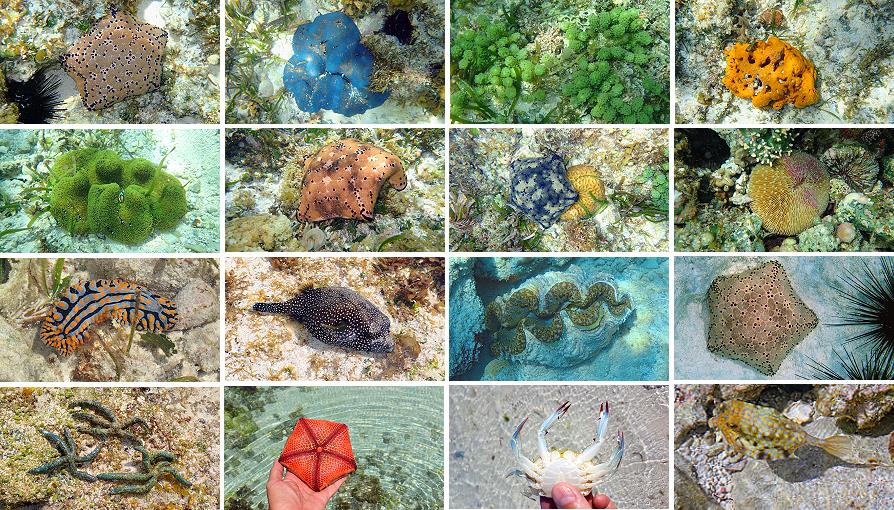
49 148 187 244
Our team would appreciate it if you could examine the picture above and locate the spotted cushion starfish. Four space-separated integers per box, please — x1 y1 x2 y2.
69 400 148 444
97 445 192 495
28 427 102 482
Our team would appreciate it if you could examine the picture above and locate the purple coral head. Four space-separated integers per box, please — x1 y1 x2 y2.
780 152 828 187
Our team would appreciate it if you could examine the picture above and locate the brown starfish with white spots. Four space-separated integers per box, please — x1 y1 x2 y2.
60 9 168 111
296 139 407 221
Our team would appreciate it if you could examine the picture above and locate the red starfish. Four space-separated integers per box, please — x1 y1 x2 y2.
279 418 357 491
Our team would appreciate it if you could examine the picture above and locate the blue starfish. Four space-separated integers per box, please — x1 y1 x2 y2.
97 445 192 495
28 427 102 482
509 154 579 229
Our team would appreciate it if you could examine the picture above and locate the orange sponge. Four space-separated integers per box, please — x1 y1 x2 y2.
722 36 819 110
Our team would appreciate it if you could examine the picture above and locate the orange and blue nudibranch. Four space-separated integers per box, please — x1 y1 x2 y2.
40 279 177 355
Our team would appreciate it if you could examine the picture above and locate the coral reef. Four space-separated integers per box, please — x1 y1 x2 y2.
821 142 880 192
509 154 578 229
706 261 817 376
283 12 388 116
48 148 187 244
748 152 830 236
560 165 606 221
722 37 818 110
296 139 406 221
60 10 167 111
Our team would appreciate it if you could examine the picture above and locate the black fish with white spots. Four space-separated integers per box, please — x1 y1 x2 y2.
253 286 394 353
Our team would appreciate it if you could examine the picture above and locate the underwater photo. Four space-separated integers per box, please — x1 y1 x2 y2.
449 128 669 253
449 384 669 509
450 0 670 123
0 387 220 509
0 128 220 253
225 256 445 381
449 257 668 381
0 257 220 382
224 385 444 510
675 1 894 124
675 128 894 252
225 128 445 252
675 256 894 380
0 2 220 123
675 384 894 508
225 0 445 124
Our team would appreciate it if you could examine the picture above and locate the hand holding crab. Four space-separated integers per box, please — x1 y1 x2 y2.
509 400 624 505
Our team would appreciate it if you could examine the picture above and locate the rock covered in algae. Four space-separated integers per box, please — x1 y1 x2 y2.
722 36 818 110
815 385 894 430
296 139 406 221
748 152 830 236
481 269 634 377
60 10 168 111
706 261 817 376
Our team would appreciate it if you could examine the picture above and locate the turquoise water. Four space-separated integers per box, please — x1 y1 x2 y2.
452 257 669 381
224 386 444 510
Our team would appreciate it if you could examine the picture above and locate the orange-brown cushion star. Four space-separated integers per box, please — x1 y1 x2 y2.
279 418 357 492
60 10 167 111
297 139 406 221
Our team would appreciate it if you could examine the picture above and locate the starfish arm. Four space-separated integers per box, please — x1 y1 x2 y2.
98 471 154 482
161 466 193 488
28 457 67 474
77 443 103 462
78 427 111 440
122 417 149 430
71 411 112 428
37 429 69 456
69 400 117 422
70 468 98 482
63 428 78 453
150 450 177 464
109 474 159 495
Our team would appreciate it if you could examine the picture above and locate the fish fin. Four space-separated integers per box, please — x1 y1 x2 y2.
816 434 853 459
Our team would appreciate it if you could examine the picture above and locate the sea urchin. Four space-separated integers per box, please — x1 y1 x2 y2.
5 69 64 124
830 258 894 369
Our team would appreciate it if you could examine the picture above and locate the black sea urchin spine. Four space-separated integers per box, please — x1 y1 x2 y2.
6 68 64 123
829 257 894 369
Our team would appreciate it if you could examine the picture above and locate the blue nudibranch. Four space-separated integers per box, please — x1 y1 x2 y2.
283 12 389 116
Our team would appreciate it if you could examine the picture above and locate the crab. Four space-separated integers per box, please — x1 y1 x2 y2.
508 400 625 498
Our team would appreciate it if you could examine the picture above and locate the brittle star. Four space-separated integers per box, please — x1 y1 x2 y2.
28 427 102 482
97 445 193 495
69 400 148 444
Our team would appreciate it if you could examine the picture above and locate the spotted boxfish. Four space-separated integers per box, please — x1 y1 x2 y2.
41 279 178 355
709 400 853 460
253 286 394 353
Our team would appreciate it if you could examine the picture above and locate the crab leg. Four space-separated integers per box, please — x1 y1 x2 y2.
577 401 610 463
585 431 625 482
510 416 539 478
538 400 571 459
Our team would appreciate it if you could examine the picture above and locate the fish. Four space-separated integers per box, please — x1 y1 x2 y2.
709 399 853 460
252 286 394 353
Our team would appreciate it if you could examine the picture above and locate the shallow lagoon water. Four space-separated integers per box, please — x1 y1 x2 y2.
224 386 444 509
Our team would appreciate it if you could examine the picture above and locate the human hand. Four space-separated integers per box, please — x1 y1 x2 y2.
266 461 346 510
539 482 617 509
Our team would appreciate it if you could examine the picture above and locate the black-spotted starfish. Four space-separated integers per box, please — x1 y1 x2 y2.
28 427 102 482
69 400 148 444
97 445 192 495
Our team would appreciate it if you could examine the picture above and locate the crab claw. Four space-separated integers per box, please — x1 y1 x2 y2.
510 416 528 454
509 416 538 479
578 401 610 463
538 401 571 458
